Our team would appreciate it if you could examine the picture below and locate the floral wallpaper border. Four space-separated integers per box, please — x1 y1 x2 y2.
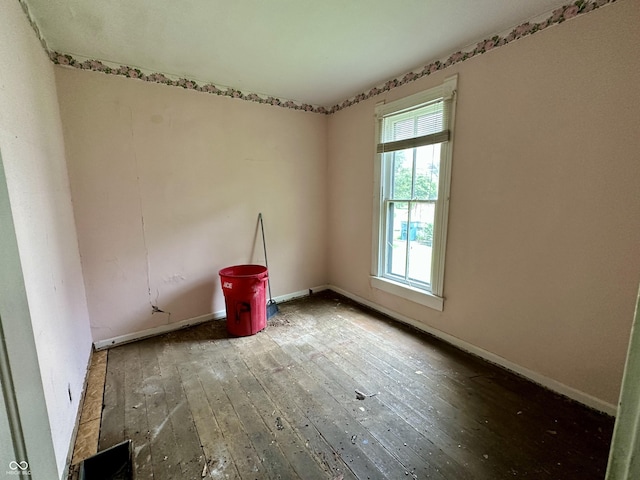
48 53 328 114
22 0 616 115
330 0 616 114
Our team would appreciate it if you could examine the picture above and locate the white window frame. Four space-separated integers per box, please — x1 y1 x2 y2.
371 75 457 311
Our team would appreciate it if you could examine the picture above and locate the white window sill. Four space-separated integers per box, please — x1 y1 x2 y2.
370 276 444 312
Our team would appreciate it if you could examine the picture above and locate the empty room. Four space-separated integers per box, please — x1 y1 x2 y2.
1 0 639 479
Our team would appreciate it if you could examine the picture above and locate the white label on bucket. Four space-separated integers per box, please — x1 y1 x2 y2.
223 282 233 289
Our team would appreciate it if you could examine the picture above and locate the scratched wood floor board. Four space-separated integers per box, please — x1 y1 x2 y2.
122 343 154 480
137 337 183 480
195 357 268 478
267 295 612 479
220 341 338 479
99 345 126 451
340 307 568 433
194 323 304 479
210 341 303 479
258 333 432 478
306 318 536 472
266 324 464 479
99 291 614 479
188 322 268 478
469 371 612 458
313 300 610 478
264 326 453 480
227 338 358 480
302 299 605 478
173 341 241 479
239 339 393 479
266 314 492 479
339 300 606 457
235 333 385 478
156 334 215 479
297 322 535 479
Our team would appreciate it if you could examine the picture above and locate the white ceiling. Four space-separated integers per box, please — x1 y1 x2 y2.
25 0 573 107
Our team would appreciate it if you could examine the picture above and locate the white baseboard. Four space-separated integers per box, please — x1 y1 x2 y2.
93 284 330 351
93 311 224 350
273 284 329 303
328 285 618 416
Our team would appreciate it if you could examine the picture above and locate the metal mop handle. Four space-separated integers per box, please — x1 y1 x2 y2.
258 213 274 302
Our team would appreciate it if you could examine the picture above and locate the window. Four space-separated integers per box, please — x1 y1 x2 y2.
371 75 457 311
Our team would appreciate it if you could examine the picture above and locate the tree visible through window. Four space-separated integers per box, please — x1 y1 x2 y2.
385 143 440 287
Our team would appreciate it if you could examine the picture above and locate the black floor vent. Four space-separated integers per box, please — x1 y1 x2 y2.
78 440 133 480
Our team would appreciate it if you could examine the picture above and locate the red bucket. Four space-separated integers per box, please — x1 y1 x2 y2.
219 264 268 336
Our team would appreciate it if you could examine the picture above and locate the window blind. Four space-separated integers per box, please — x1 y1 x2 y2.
376 98 451 154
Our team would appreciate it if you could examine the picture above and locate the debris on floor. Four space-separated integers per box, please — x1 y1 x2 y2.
275 417 284 430
355 389 377 400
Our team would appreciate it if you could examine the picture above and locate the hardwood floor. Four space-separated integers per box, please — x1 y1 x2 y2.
98 291 614 479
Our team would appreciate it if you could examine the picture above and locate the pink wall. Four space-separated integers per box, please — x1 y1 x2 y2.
0 1 93 476
56 69 328 342
327 0 640 409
